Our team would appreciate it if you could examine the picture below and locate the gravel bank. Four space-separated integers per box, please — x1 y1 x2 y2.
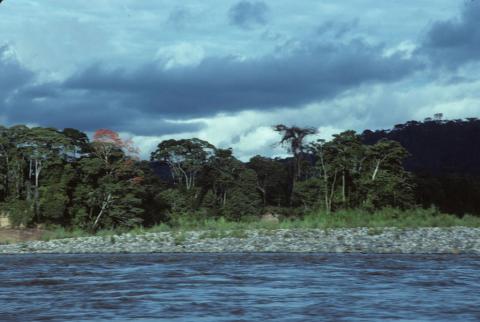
1 227 479 254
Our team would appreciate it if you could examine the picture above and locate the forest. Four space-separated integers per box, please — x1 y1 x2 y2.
0 116 479 231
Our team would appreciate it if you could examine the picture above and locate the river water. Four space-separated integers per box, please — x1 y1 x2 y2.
0 253 479 321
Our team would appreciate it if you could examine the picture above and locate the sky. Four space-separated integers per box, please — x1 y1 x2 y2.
1 0 479 160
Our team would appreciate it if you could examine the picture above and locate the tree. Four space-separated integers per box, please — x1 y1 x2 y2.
325 131 366 207
292 177 323 211
136 161 169 226
307 134 414 212
4 125 29 201
247 155 289 206
273 124 317 204
151 138 215 191
366 139 408 182
273 125 317 178
0 126 12 201
38 160 75 225
17 127 72 220
92 129 138 169
201 148 262 219
208 148 242 207
220 168 262 220
75 129 145 230
62 128 91 158
362 139 414 209
310 139 337 214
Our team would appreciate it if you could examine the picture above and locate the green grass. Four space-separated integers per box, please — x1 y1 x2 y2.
295 207 480 229
163 207 480 231
41 227 90 241
36 207 480 242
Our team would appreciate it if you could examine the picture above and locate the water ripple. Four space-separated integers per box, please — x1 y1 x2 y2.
0 253 480 321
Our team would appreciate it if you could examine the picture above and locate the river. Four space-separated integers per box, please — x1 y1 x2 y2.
1 253 479 321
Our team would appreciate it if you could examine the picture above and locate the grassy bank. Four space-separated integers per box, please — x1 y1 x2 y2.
35 207 480 242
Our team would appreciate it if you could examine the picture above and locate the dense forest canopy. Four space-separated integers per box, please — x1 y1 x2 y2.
362 116 480 215
0 116 478 230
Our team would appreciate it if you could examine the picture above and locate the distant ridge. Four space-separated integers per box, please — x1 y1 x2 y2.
362 117 480 175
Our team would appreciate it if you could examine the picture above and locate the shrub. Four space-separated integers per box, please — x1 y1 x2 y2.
1 199 34 228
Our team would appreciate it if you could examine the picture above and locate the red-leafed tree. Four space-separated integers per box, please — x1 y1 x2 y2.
92 129 139 169
86 129 144 230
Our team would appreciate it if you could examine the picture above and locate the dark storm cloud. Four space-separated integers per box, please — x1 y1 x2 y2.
422 1 480 68
4 85 203 135
2 24 422 136
228 0 269 29
0 46 33 96
0 47 203 135
63 39 422 118
3 101 203 136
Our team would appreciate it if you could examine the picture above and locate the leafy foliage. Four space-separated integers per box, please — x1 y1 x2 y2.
0 117 477 231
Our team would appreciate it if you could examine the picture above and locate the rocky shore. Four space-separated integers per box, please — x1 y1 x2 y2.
1 227 480 254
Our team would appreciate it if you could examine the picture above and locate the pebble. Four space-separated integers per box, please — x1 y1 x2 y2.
0 228 479 254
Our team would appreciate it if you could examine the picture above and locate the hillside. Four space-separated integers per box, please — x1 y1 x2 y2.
362 117 480 214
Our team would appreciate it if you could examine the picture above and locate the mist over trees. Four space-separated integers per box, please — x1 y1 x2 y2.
0 116 478 230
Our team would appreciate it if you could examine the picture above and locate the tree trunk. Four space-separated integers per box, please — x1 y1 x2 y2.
372 160 381 181
178 167 190 190
290 160 296 206
34 159 42 221
296 153 301 179
256 185 267 206
34 185 39 220
318 146 330 214
93 193 112 229
327 171 337 214
3 153 9 199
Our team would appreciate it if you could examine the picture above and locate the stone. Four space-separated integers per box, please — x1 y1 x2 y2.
1 227 480 254
261 212 279 224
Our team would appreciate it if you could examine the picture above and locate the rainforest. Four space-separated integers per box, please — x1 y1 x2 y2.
0 116 479 234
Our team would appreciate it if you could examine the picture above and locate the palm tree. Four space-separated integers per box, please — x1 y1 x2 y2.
273 124 317 203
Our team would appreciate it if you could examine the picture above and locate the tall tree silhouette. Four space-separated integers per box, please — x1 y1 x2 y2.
274 124 317 203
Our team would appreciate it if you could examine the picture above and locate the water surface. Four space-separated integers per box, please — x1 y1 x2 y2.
0 253 479 321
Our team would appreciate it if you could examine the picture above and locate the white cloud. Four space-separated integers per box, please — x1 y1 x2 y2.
1 0 479 163
155 42 205 69
132 75 480 161
383 41 417 59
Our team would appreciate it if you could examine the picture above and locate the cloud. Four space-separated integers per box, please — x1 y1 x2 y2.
3 91 204 135
184 74 480 161
316 20 359 39
421 0 480 68
0 46 33 98
0 46 203 136
61 37 421 120
228 1 269 29
155 42 205 69
0 15 425 149
166 7 191 30
1 1 479 162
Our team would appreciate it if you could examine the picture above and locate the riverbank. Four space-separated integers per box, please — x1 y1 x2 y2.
0 228 45 243
1 227 480 254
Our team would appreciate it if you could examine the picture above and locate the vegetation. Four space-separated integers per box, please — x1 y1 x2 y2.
362 116 480 215
0 116 479 237
38 207 480 241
